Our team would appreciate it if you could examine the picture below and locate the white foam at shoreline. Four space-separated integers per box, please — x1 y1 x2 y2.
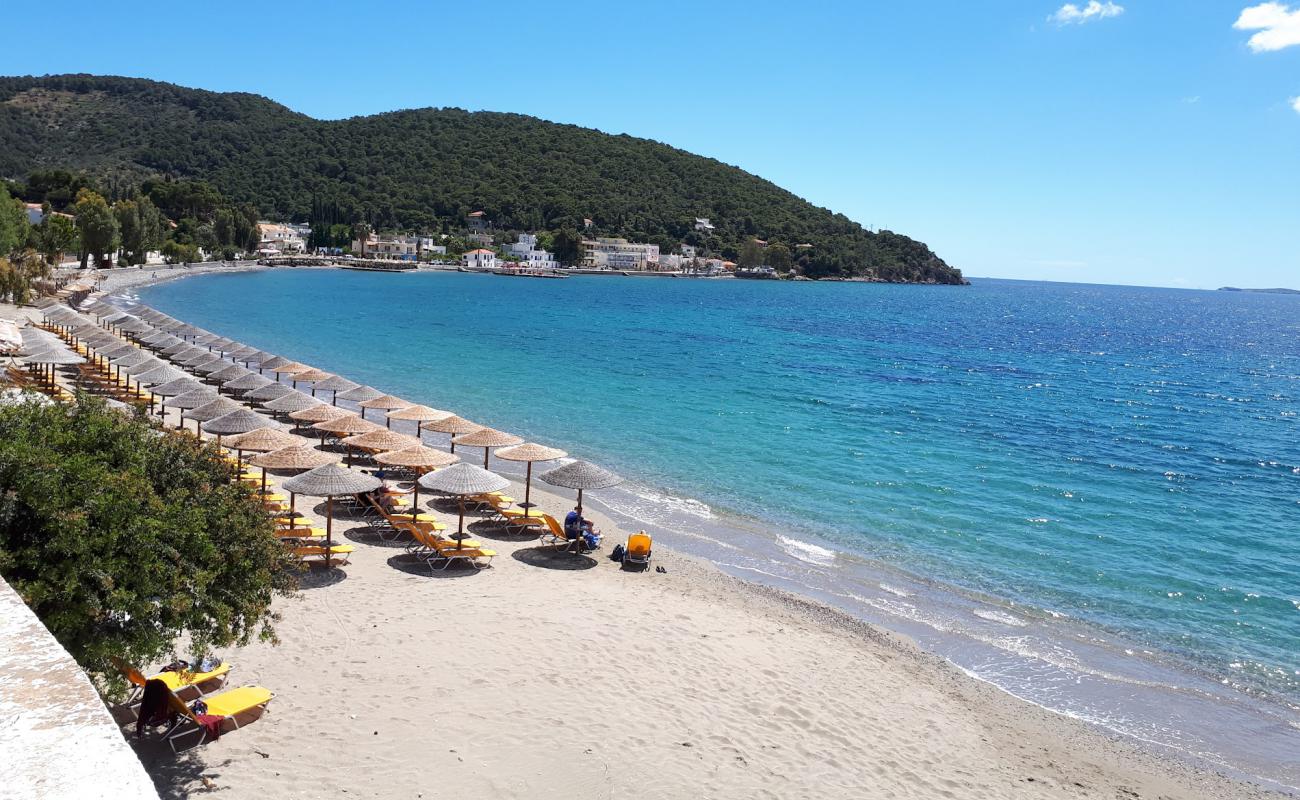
777 534 837 566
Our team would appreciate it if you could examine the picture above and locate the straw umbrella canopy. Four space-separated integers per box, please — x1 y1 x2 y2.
258 354 292 370
386 404 452 426
20 348 83 388
421 414 483 452
118 318 154 336
288 403 352 423
374 446 458 509
313 414 382 437
358 394 411 427
247 351 277 372
418 463 509 542
339 429 419 466
248 444 341 504
162 388 218 411
263 391 322 419
229 345 261 363
191 357 232 376
121 357 168 376
495 442 568 515
226 427 299 475
290 368 334 396
161 340 193 357
246 382 295 402
224 372 274 393
269 362 311 386
181 396 243 433
539 460 623 515
206 363 251 383
110 349 153 368
282 464 382 567
148 377 205 397
336 384 383 404
170 346 210 363
201 408 273 455
310 374 359 405
133 364 188 386
451 427 524 469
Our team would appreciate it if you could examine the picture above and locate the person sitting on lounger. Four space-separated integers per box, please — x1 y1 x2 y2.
564 508 600 552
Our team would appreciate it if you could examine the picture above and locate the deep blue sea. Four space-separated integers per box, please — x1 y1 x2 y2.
138 269 1300 787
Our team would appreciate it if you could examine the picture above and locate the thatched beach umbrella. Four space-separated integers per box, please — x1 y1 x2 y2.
421 414 483 453
149 377 205 398
309 374 359 405
313 414 381 438
418 463 509 543
246 382 295 403
269 361 311 387
134 364 187 386
160 339 193 357
207 363 251 384
229 346 261 363
249 444 342 516
290 368 334 396
451 427 524 469
191 357 232 376
224 372 274 394
336 384 383 404
539 460 623 515
282 464 382 568
495 442 568 515
21 347 84 390
226 427 300 490
163 388 218 415
339 429 420 467
248 351 277 372
358 394 411 427
258 354 292 370
386 404 452 428
288 403 352 424
202 408 273 452
373 446 458 510
182 396 243 434
264 391 322 420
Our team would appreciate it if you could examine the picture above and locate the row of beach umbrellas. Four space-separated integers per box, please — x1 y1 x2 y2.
42 297 628 568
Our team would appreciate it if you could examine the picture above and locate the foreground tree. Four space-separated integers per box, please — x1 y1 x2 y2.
73 189 118 268
0 397 294 696
0 249 51 303
0 183 28 256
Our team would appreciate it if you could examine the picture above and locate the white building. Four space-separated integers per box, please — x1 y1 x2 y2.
581 237 660 270
694 217 715 233
351 233 427 260
464 248 498 271
258 223 305 253
507 234 558 270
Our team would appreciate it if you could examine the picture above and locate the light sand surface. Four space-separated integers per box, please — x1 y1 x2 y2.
12 285 1284 799
134 401 1277 799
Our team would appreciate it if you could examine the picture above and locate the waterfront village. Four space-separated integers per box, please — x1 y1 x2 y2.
253 211 804 279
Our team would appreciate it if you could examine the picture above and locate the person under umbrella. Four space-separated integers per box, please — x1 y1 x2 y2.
494 442 568 518
418 463 509 547
450 427 524 470
282 463 382 569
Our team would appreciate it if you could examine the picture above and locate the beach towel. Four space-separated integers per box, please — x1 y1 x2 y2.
195 713 223 741
136 679 174 738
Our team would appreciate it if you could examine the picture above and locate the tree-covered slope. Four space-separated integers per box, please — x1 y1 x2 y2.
0 75 963 283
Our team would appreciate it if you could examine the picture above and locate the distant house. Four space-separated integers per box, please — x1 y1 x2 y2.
508 234 558 270
464 248 497 271
582 218 594 229
581 237 660 270
680 244 697 259
258 223 305 253
350 232 424 260
466 211 487 231
694 217 715 233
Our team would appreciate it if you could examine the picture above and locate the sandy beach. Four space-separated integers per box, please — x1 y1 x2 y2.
8 271 1287 800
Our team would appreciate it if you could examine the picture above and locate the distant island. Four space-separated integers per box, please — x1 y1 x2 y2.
0 74 965 284
1218 287 1300 294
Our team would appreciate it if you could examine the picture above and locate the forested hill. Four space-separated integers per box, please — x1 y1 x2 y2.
0 74 964 283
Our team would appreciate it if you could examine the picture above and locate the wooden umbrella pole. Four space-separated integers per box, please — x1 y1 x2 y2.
325 495 334 569
525 462 533 513
577 488 584 515
482 448 489 469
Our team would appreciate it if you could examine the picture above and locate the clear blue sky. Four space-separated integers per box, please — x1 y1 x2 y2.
5 1 1298 288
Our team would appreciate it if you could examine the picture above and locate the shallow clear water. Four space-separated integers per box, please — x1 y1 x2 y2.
139 269 1300 785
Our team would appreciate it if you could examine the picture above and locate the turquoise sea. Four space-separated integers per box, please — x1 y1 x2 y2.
137 269 1300 787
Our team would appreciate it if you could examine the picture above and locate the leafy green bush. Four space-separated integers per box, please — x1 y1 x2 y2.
0 396 294 695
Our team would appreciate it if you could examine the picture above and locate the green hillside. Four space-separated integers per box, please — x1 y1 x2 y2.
0 74 964 283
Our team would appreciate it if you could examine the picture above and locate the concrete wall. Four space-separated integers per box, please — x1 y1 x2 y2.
0 577 158 799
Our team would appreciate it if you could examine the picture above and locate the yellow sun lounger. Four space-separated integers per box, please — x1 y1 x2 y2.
623 532 653 569
160 682 273 752
293 544 356 565
113 658 232 702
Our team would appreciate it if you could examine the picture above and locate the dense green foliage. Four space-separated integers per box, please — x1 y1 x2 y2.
0 397 293 694
0 183 24 255
0 74 964 283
